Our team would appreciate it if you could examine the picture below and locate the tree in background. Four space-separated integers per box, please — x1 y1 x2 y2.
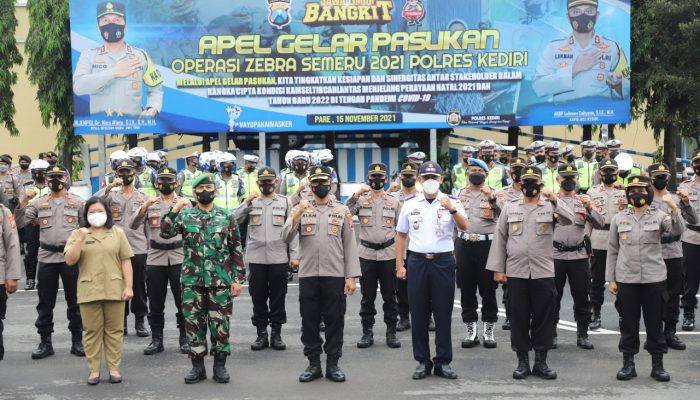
25 0 83 175
0 0 23 136
631 0 700 188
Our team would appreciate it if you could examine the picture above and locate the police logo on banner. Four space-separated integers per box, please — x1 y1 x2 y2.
402 0 425 26
268 0 292 29
447 109 462 127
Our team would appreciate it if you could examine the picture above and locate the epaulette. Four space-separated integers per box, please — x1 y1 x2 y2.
23 181 35 187
404 194 417 202
447 195 458 200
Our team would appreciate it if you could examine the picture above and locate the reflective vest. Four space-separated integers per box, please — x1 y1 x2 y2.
138 167 157 197
282 172 308 197
575 159 598 191
180 168 202 201
618 165 643 186
23 183 49 204
485 165 505 190
541 164 560 193
452 163 467 191
214 174 241 212
236 168 260 197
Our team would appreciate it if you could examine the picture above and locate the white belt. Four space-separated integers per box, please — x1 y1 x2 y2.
458 232 493 242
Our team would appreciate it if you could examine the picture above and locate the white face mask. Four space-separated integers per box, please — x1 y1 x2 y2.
422 179 440 195
87 212 108 228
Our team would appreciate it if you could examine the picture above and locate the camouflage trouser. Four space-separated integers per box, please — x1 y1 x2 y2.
182 285 232 358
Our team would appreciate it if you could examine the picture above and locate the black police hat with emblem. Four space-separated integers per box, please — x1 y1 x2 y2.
558 163 578 177
647 163 671 177
626 175 652 190
599 158 619 171
368 163 388 177
46 164 68 177
510 157 528 168
116 159 136 172
309 166 332 182
97 2 126 18
257 166 277 181
419 161 443 176
521 166 543 182
400 163 419 175
157 166 177 179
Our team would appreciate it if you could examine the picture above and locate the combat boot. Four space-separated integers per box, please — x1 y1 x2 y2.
513 352 531 380
396 315 411 332
270 324 286 351
24 279 35 291
576 321 594 350
357 326 374 348
650 353 670 382
325 356 346 382
664 322 686 350
483 322 497 348
135 316 150 337
184 357 206 384
532 351 557 380
31 334 54 359
386 326 401 349
616 353 636 380
590 304 602 330
251 325 269 351
71 332 85 357
212 354 230 383
144 335 164 355
461 322 479 348
179 324 189 354
299 356 323 383
428 316 436 331
551 321 558 349
682 309 695 331
502 317 511 330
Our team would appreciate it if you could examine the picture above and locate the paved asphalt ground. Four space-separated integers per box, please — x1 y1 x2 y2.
2 276 700 400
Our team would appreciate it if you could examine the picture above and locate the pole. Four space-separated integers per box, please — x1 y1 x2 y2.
218 132 227 152
98 135 106 180
430 129 437 161
258 132 266 165
80 143 91 184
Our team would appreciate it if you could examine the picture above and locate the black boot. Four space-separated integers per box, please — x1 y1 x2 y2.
251 325 269 351
212 354 230 383
532 351 557 380
650 353 671 382
551 321 558 349
665 324 686 350
325 357 346 382
396 315 411 332
144 335 164 355
24 279 35 291
616 353 637 380
428 316 436 332
682 309 695 331
270 324 286 351
179 325 189 354
184 357 206 384
386 326 401 349
299 356 323 383
357 326 374 349
71 332 85 357
513 352 531 379
135 316 150 337
31 335 54 359
576 322 594 350
590 305 602 330
502 317 510 331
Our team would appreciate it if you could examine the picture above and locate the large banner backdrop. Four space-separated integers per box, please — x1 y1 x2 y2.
70 0 631 134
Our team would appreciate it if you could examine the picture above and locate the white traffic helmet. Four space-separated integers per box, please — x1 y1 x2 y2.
109 150 129 170
316 149 334 164
243 154 260 164
285 150 300 170
199 152 220 172
29 159 50 171
407 151 426 162
146 152 160 163
127 147 149 166
217 152 237 173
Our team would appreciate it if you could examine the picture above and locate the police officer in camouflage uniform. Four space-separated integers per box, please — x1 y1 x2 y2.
0 203 21 361
161 173 245 384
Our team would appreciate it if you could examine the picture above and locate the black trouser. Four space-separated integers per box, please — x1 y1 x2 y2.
502 283 509 318
146 263 183 335
508 277 556 352
617 281 668 354
0 285 6 360
125 254 148 319
681 242 700 311
407 252 455 366
456 239 497 323
35 262 82 338
23 224 40 282
590 249 607 307
359 258 398 328
664 257 683 324
396 258 409 319
299 277 346 360
554 258 593 323
249 263 288 327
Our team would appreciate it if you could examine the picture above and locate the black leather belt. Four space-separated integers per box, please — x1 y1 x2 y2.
687 224 700 233
458 232 493 242
553 241 586 252
40 242 66 253
594 224 611 231
360 238 395 250
661 235 682 244
408 251 453 260
150 240 183 251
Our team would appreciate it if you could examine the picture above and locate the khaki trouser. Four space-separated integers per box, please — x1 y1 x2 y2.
80 300 125 373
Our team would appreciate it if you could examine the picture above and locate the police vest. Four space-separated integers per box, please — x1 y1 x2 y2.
180 169 202 200
138 168 157 197
542 165 560 193
575 159 598 191
485 166 505 190
453 163 467 191
282 172 308 197
618 165 643 186
236 168 260 197
214 175 241 212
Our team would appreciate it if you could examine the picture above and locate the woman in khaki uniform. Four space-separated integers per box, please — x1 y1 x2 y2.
64 197 134 385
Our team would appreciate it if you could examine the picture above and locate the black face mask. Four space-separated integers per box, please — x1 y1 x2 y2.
147 162 159 170
401 177 416 188
196 189 215 205
32 171 46 182
260 183 275 195
602 174 617 185
584 151 594 159
48 178 64 192
511 169 523 183
609 151 620 159
294 164 308 174
619 170 630 179
311 184 331 198
119 174 134 186
595 154 604 162
566 155 575 163
499 157 509 164
100 23 126 43
47 159 57 166
462 157 470 164
561 179 577 192
652 177 669 190
522 181 541 198
482 154 494 164
246 166 256 173
158 182 175 195
628 192 651 208
535 154 546 164
370 178 386 191
548 155 560 163
20 164 29 170
221 166 232 174
569 13 596 33
469 173 486 186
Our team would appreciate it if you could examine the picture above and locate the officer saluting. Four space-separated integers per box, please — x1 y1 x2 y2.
73 2 163 118
607 176 683 381
0 202 20 361
486 166 575 380
281 166 360 383
395 162 468 380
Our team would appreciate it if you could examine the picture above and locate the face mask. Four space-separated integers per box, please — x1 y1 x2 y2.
294 164 308 174
401 177 416 188
535 154 546 163
246 166 256 173
561 179 577 192
469 173 486 186
521 181 540 198
0 165 8 172
652 177 668 190
47 159 57 166
482 154 494 164
566 155 575 163
100 23 126 43
196 189 215 205
499 157 509 164
602 174 617 185
422 179 440 195
87 212 108 228
48 178 64 192
569 13 596 34
609 151 620 159
511 169 522 183
32 171 45 182
619 170 630 179
370 178 385 191
157 182 175 195
119 174 134 186
311 184 331 198
548 155 560 163
147 162 159 170
221 166 232 174
260 183 275 195
595 154 604 162
462 158 470 164
20 163 29 170
584 151 594 159
628 192 650 208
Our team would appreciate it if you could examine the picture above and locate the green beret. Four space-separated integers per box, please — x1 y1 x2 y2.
192 173 216 189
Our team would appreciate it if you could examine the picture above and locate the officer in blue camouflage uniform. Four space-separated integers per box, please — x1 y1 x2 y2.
161 173 245 384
